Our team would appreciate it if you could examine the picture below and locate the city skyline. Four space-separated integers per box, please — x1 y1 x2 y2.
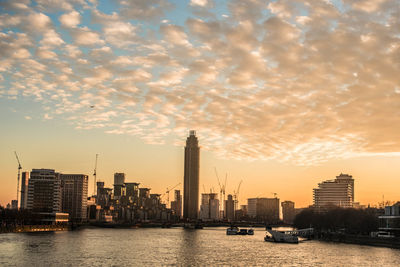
1 0 400 207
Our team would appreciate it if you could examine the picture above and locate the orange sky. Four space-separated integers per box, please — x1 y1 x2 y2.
0 0 399 207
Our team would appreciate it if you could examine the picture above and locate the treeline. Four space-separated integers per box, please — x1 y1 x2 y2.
293 207 379 235
0 207 44 225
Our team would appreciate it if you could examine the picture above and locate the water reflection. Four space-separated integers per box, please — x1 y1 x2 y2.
1 228 400 266
178 229 200 266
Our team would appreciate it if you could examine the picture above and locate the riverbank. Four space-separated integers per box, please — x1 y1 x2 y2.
317 233 400 249
1 224 69 233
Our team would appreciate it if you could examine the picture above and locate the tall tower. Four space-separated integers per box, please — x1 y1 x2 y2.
183 130 200 220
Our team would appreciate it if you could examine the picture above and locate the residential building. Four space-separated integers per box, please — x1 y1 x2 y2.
171 190 182 218
313 173 355 209
27 169 62 213
199 193 219 220
20 171 29 209
61 174 88 222
225 194 235 221
183 130 200 220
114 173 126 198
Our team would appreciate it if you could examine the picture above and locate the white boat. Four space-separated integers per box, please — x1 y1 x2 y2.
264 229 298 244
226 226 239 235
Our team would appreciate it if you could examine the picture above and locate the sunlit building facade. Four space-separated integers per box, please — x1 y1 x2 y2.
313 173 355 209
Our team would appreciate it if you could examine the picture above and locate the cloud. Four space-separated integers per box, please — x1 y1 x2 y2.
71 27 104 46
118 0 173 21
1 0 400 165
59 10 81 28
190 0 209 7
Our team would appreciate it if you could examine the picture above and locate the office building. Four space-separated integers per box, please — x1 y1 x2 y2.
171 190 182 218
281 201 295 224
61 174 88 222
225 194 235 221
183 130 200 220
114 173 126 198
27 169 62 213
313 173 355 209
20 172 29 209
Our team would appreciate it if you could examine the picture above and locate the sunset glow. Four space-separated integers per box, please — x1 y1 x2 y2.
1 0 399 208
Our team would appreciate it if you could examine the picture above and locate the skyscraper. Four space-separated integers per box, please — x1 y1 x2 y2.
61 174 88 222
183 130 200 220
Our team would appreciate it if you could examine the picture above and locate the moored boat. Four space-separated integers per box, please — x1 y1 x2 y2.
264 229 298 244
227 226 239 235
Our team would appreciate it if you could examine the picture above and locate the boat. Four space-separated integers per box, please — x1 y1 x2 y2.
238 229 248 235
226 226 239 235
264 229 298 244
247 229 254 235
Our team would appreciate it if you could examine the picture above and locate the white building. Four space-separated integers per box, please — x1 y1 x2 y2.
313 173 355 209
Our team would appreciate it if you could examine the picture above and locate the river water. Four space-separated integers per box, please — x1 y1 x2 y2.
1 227 400 266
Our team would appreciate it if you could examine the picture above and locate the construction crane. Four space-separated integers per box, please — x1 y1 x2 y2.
271 192 278 198
233 180 243 213
93 154 98 196
165 182 181 207
214 167 227 217
14 151 22 208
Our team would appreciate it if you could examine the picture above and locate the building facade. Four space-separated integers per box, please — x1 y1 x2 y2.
20 171 29 209
27 169 62 213
379 202 400 237
199 193 219 220
225 194 235 221
61 174 88 222
114 173 126 198
313 173 355 209
247 197 280 223
171 190 182 218
183 130 200 220
281 200 295 224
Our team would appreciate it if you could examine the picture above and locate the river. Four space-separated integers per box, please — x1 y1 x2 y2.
1 227 400 266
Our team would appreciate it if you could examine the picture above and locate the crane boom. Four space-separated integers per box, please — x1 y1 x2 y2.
14 151 22 209
166 182 181 207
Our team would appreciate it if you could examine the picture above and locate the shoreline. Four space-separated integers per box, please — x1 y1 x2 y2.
313 233 400 249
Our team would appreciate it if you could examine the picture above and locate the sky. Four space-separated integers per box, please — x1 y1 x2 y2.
0 0 399 208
